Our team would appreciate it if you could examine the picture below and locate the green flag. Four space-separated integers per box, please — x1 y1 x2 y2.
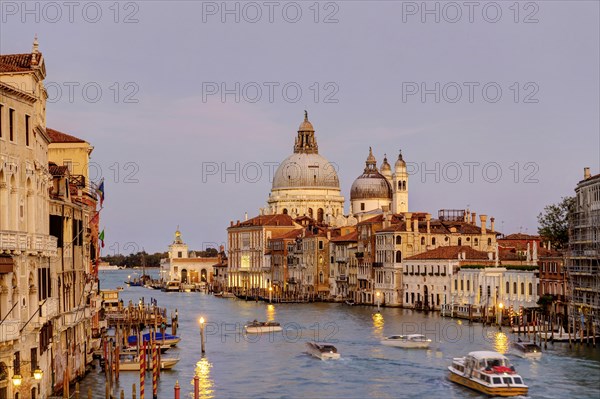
99 229 105 248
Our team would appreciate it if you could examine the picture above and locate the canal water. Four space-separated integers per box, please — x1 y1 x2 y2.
78 269 600 398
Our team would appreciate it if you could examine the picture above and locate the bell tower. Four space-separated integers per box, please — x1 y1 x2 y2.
392 150 408 213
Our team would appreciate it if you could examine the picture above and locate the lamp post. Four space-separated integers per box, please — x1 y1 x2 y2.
269 286 273 303
199 317 206 354
376 291 381 311
498 303 504 330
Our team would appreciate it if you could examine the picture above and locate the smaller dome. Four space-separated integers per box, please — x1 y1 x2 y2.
350 148 392 200
380 154 391 173
298 110 314 132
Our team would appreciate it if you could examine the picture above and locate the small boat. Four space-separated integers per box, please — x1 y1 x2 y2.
380 334 431 349
120 344 171 355
344 300 355 306
163 281 180 292
181 283 195 292
511 339 542 359
448 351 528 397
222 292 236 298
306 342 341 360
244 320 283 334
115 353 179 371
537 326 599 342
213 292 223 297
128 332 181 347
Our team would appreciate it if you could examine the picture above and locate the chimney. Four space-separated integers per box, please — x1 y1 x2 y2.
383 213 392 229
480 215 487 234
245 212 248 221
426 214 431 234
490 217 495 232
471 212 476 225
230 221 233 227
584 167 591 180
405 213 413 232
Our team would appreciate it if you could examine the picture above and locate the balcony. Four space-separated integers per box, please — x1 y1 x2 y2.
373 262 384 268
0 320 21 343
39 297 60 321
0 231 58 256
336 275 348 282
287 277 298 284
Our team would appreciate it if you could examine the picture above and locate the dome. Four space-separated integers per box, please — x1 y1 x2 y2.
380 154 391 175
350 172 392 200
350 148 392 200
298 110 314 132
272 153 340 190
395 150 406 170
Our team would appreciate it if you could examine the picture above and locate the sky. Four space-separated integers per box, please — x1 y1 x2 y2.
1 1 599 254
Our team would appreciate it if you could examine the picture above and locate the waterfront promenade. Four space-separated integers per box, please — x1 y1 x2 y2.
80 270 600 398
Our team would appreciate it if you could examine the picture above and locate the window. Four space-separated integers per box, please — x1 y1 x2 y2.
318 241 323 250
454 280 458 290
178 251 182 258
521 283 525 295
13 352 20 375
9 108 15 141
528 282 532 295
421 237 425 245
396 236 401 245
38 267 51 301
395 251 402 263
467 280 470 291
487 238 492 246
506 281 509 294
30 347 37 371
432 237 436 245
474 238 478 245
458 238 462 246
513 282 517 294
360 203 365 211
282 208 288 214
460 280 464 291
25 115 30 146
0 103 3 138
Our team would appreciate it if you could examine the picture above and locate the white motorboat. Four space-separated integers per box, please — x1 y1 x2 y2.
448 351 528 397
306 342 341 360
114 353 179 371
380 334 431 349
163 281 180 292
244 320 283 334
511 339 542 359
222 292 236 298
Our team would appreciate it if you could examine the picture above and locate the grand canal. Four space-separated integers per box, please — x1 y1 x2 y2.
79 270 600 398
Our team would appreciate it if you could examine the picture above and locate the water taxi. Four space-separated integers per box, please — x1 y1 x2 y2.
306 342 341 360
380 334 431 349
163 280 180 292
243 320 283 334
448 351 528 397
511 339 542 359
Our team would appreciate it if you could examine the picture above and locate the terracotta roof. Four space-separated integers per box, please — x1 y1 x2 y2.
270 229 303 240
231 214 296 228
0 53 41 72
330 230 358 242
47 128 86 143
406 246 490 261
502 233 540 240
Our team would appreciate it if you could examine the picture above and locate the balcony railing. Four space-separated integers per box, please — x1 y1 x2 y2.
0 231 58 256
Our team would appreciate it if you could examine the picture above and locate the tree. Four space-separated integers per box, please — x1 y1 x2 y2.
537 196 575 249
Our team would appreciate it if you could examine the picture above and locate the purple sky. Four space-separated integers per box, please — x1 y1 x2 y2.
2 1 599 254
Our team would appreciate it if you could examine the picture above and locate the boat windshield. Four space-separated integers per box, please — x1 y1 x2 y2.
320 345 337 352
485 358 506 368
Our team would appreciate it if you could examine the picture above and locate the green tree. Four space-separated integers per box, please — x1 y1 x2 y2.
537 196 575 249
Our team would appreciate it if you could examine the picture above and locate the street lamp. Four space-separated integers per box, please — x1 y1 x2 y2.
33 368 43 380
498 303 504 330
12 374 22 386
199 317 206 354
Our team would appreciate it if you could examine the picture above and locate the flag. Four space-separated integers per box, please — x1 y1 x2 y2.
97 179 105 207
90 211 99 226
99 229 105 248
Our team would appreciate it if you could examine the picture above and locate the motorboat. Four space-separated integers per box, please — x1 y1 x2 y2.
222 292 236 298
448 351 528 397
244 320 283 334
163 281 180 292
306 342 341 360
114 353 179 371
344 299 355 306
181 283 195 292
537 326 599 342
380 334 431 349
128 332 181 347
511 339 542 359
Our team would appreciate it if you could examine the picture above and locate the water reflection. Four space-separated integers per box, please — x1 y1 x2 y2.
372 311 384 337
266 304 275 321
494 331 509 354
191 357 214 399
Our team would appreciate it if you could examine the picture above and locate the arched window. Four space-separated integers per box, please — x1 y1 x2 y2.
467 280 470 291
506 281 510 294
319 272 324 284
521 282 525 295
421 237 425 245
432 237 436 245
513 282 517 294
398 181 402 190
396 236 402 245
528 283 532 295
317 208 324 222
395 251 402 263
406 292 408 303
474 238 479 245
487 238 492 246
458 238 462 246
308 208 313 218
282 208 288 215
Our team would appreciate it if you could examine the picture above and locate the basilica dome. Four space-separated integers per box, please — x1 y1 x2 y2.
350 148 392 200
